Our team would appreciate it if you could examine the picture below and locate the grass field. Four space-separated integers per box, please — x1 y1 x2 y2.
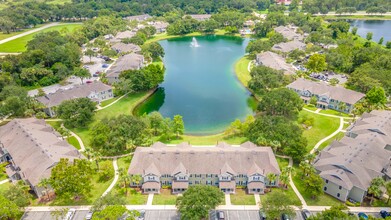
0 163 8 181
0 25 44 41
299 110 340 152
260 188 301 206
66 136 81 150
152 189 178 205
231 189 256 205
117 156 132 171
0 181 10 193
99 97 120 107
234 56 252 87
292 168 342 206
120 189 148 205
0 23 81 53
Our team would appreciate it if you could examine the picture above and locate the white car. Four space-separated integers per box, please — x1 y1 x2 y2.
85 211 93 220
63 208 75 220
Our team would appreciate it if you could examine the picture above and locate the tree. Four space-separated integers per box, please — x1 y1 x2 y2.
338 102 347 112
258 88 303 120
172 115 184 138
304 172 323 199
329 78 339 86
85 49 96 63
131 174 142 190
367 177 385 205
49 158 93 200
263 191 295 220
73 67 90 84
366 86 387 106
57 97 96 128
38 178 52 201
51 208 69 220
148 111 164 136
248 66 284 95
299 161 312 179
366 32 373 41
378 37 384 45
266 173 277 190
306 54 327 73
4 181 31 208
308 205 350 220
94 205 139 220
386 41 391 49
279 167 292 189
310 96 317 106
351 27 358 35
386 181 391 204
176 185 224 220
0 194 22 220
246 116 307 161
142 42 165 60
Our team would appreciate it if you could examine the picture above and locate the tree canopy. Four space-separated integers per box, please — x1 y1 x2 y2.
176 185 224 220
57 97 97 128
263 191 295 220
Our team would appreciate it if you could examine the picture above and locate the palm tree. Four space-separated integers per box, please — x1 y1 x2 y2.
304 154 316 164
91 151 102 171
280 167 292 189
386 181 391 204
38 178 51 201
119 170 131 195
84 148 93 160
368 177 385 205
338 102 347 113
299 161 311 179
266 173 277 191
131 174 142 191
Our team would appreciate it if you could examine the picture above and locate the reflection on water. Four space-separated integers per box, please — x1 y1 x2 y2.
349 20 391 44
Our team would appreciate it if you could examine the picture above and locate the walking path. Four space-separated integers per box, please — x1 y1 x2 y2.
310 117 344 154
0 179 9 185
101 159 119 197
225 194 231 205
147 194 154 206
96 93 128 111
60 123 85 151
254 194 261 207
0 23 60 45
303 107 354 119
247 60 253 72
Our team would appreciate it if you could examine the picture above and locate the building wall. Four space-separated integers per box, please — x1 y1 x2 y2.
348 186 366 203
322 178 349 202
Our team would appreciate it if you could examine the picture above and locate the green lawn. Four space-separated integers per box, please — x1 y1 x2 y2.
319 109 350 117
99 97 119 107
0 163 8 181
0 24 44 41
260 188 301 206
71 91 151 148
0 23 82 53
45 121 62 131
234 56 252 87
324 15 391 20
164 133 248 145
299 111 340 152
117 156 132 171
276 157 289 170
318 131 345 151
304 105 318 111
66 136 81 150
292 168 342 206
145 29 238 44
152 189 177 205
231 189 256 205
117 188 148 205
0 181 11 193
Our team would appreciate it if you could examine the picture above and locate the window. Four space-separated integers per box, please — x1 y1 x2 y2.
195 181 200 184
337 193 340 198
339 186 342 190
324 187 327 191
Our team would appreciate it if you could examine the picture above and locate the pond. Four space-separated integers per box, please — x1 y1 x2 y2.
135 35 254 135
349 20 391 44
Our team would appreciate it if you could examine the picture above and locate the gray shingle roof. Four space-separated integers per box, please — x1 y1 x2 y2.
274 26 303 41
0 118 83 186
106 53 144 79
287 78 365 105
128 141 280 176
272 40 306 53
115 30 137 39
256 51 295 75
125 14 152 21
36 81 112 108
314 110 391 190
188 14 212 20
111 43 141 54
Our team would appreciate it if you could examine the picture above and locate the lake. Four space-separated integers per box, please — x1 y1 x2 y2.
135 35 254 135
349 20 391 44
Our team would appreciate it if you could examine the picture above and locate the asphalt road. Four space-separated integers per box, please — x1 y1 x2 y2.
22 210 89 220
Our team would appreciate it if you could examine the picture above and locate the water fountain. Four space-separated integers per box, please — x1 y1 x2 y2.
190 37 200 48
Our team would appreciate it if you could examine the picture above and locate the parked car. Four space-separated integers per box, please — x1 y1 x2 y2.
259 209 266 220
218 211 225 220
138 210 146 220
85 211 93 220
358 212 368 219
301 209 311 219
281 213 291 220
380 210 391 218
102 64 109 68
86 80 93 84
63 208 75 220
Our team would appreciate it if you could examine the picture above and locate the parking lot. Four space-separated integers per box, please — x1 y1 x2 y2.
145 210 180 220
22 210 89 220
